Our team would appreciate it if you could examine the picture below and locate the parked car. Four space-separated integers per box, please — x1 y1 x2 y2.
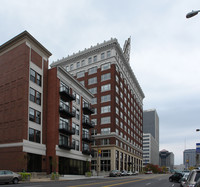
120 170 128 176
169 172 183 182
0 170 22 184
127 171 134 176
184 169 200 187
180 172 189 187
145 170 153 174
133 171 139 175
109 170 121 177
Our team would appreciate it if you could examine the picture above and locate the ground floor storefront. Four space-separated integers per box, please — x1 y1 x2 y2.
59 157 89 175
91 147 143 173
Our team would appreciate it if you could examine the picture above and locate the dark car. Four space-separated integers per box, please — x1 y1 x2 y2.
169 172 183 182
0 170 22 184
109 170 121 177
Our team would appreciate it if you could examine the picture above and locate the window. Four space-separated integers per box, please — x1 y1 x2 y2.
107 50 111 57
101 84 111 92
116 139 119 146
101 106 111 113
30 69 42 86
88 77 97 85
72 123 79 135
101 73 111 81
29 128 41 143
88 66 97 75
116 86 119 93
77 71 85 78
101 128 110 134
76 109 80 120
89 87 97 94
72 139 79 151
88 57 92 64
101 95 111 103
30 87 41 105
92 108 97 115
91 98 97 104
101 117 111 124
76 62 80 68
116 96 119 104
81 60 85 66
76 94 80 104
116 118 119 126
79 80 84 86
116 107 119 115
92 119 97 126
93 56 97 62
101 63 110 71
65 66 69 71
101 139 110 145
59 134 69 146
29 107 41 124
116 65 119 72
101 53 105 60
116 75 119 83
70 64 74 70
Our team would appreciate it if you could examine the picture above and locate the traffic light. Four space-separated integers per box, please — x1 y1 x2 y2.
98 149 101 156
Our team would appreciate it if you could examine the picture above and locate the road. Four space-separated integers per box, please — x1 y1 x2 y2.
0 174 181 187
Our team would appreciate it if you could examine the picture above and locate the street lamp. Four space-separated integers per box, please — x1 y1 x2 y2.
186 10 200 18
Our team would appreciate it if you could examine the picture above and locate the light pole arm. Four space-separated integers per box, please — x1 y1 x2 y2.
186 10 200 18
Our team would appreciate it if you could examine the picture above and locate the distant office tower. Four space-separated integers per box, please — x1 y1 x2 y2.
183 149 196 169
51 38 145 173
159 149 174 170
143 109 159 166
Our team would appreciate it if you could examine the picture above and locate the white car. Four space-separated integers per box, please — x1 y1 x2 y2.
127 171 134 176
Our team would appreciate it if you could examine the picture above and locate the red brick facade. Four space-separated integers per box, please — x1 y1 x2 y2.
0 31 51 172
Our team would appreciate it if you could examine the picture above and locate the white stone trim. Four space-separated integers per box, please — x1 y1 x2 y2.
0 140 46 156
22 140 46 155
0 142 23 148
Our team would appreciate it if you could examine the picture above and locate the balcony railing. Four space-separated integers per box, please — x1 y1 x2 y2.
59 123 75 135
82 103 95 115
59 103 75 119
59 141 73 150
82 148 91 155
59 86 75 102
82 133 93 143
82 116 95 129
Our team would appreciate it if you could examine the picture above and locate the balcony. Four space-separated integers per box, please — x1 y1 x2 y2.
82 103 95 115
82 116 95 129
59 104 75 119
59 86 75 102
59 123 75 135
59 141 73 150
82 149 91 155
82 133 93 143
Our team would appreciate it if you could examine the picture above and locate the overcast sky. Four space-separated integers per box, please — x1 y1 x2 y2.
1 0 200 165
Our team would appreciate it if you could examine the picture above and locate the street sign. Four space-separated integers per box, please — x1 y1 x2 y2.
196 143 200 153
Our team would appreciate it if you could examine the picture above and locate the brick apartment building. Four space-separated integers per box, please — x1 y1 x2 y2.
0 31 94 175
51 38 145 173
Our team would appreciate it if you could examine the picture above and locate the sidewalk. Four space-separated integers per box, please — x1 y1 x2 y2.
27 175 106 183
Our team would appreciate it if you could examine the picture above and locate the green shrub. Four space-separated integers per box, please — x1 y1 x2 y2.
51 172 59 180
19 172 31 181
85 171 92 177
